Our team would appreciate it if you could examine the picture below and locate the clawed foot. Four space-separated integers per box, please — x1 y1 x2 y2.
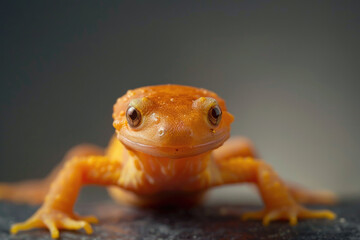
11 207 99 239
241 205 336 226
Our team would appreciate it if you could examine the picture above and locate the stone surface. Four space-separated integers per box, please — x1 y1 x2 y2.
0 200 359 240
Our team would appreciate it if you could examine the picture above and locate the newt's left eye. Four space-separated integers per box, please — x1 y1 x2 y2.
126 106 142 128
208 105 222 126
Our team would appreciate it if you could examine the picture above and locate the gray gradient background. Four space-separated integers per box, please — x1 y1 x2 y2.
1 1 359 201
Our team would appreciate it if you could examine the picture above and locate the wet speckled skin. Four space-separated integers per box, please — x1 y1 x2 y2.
0 85 336 238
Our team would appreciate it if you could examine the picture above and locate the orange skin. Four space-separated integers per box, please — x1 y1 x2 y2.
0 85 336 238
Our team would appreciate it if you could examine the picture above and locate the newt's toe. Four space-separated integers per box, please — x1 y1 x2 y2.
241 205 336 226
299 208 336 220
11 218 43 235
43 219 60 239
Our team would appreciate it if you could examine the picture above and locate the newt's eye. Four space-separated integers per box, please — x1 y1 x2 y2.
208 105 222 126
126 106 141 128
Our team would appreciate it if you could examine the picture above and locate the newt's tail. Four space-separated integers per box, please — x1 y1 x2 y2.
287 183 337 205
0 181 49 205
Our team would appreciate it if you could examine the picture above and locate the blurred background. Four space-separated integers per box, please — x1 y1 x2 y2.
1 1 359 203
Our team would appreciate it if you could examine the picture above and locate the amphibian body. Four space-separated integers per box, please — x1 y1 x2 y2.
0 85 336 238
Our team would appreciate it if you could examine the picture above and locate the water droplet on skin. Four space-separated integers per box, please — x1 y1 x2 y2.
158 128 165 136
151 113 160 123
170 98 174 102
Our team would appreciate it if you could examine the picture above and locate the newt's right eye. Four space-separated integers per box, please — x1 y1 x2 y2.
126 106 141 128
208 104 222 126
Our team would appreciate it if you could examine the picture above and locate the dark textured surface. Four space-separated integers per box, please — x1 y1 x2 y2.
0 200 359 240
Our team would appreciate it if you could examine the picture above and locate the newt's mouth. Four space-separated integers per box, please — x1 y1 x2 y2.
117 133 230 158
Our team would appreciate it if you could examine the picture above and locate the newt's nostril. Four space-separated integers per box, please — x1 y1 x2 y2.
157 125 194 145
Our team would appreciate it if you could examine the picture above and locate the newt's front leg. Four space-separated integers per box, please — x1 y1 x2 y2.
11 156 121 239
218 157 336 225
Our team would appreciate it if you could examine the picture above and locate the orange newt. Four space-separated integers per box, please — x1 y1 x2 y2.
0 85 336 238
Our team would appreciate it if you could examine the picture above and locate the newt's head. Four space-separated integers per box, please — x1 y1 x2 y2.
113 85 234 158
